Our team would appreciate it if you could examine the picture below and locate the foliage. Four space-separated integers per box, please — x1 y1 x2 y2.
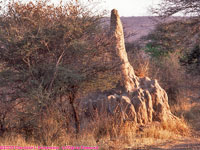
150 53 190 105
126 43 150 77
146 20 193 54
142 20 199 104
181 44 200 75
0 0 114 144
144 43 168 58
150 0 200 74
151 0 200 17
145 18 200 71
126 42 190 105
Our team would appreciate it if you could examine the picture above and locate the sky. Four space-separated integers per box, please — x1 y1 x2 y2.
51 0 161 17
101 0 161 16
5 0 161 17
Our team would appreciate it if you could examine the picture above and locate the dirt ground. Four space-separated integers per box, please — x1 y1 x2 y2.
127 137 200 150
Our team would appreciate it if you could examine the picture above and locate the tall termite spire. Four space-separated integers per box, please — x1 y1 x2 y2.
110 9 139 92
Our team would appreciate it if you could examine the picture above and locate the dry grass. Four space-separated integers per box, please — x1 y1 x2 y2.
0 113 191 149
0 134 38 149
171 100 200 133
128 50 150 78
95 119 190 149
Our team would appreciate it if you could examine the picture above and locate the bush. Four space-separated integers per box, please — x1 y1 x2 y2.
126 42 191 105
144 43 168 58
181 44 200 75
126 43 150 78
149 53 189 105
143 19 200 104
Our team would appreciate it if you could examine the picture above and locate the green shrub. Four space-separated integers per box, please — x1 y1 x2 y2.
144 43 168 58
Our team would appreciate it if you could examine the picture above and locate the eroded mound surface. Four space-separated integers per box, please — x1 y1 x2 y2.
79 77 178 125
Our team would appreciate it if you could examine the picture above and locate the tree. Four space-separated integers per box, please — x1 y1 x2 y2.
0 0 115 144
152 0 200 17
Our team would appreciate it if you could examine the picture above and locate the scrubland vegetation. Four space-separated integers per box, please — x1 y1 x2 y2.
0 0 200 149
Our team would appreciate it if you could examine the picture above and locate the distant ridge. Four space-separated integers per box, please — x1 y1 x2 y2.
102 16 186 43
